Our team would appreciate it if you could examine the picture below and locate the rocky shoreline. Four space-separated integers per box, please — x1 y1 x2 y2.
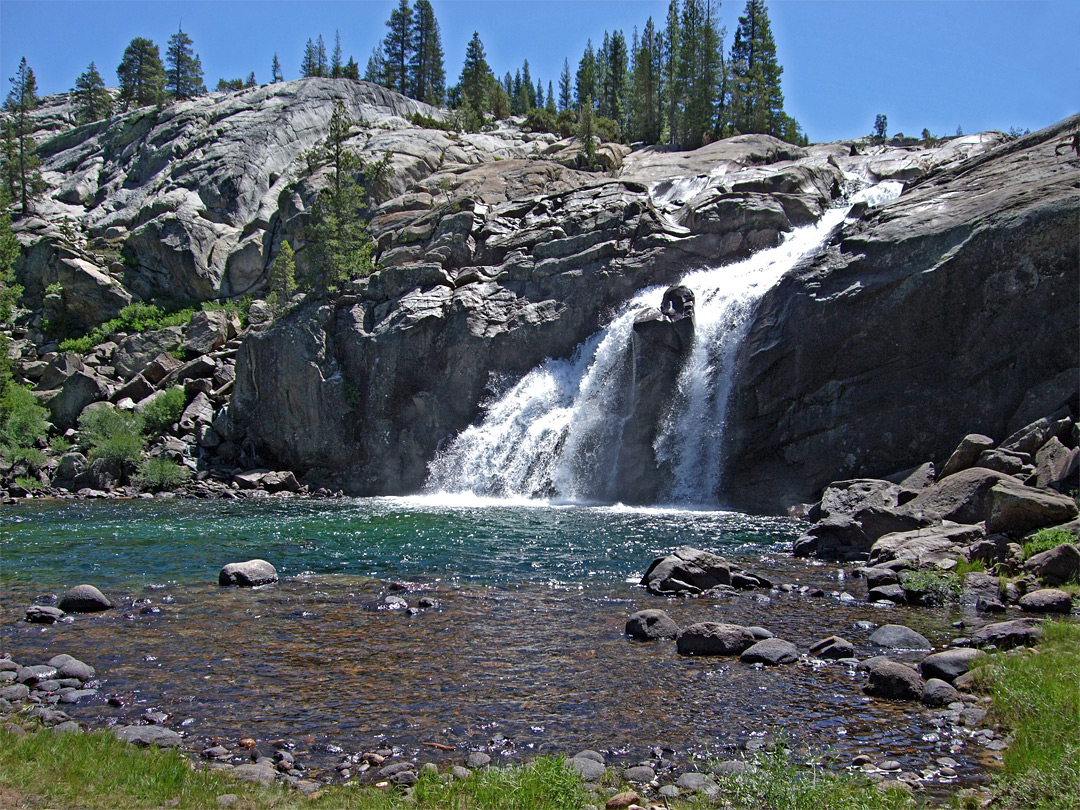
4 509 1076 806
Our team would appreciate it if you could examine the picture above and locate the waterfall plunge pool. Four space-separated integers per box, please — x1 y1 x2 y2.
2 496 988 794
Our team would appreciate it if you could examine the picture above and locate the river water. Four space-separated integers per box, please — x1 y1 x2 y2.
1 496 986 789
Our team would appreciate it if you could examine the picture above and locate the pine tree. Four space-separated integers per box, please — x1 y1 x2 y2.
303 101 376 290
546 80 556 114
268 239 296 312
2 58 44 215
663 0 680 145
677 0 722 147
0 190 22 322
301 39 319 78
246 72 257 88
729 0 789 138
364 46 386 84
520 60 535 111
117 37 166 109
603 30 629 132
316 35 328 77
410 0 445 106
630 18 662 144
558 59 572 112
575 40 597 113
73 62 112 124
535 80 544 111
873 114 888 144
382 0 414 94
343 57 360 81
165 25 206 100
458 32 490 130
331 31 344 78
578 94 597 169
271 52 283 83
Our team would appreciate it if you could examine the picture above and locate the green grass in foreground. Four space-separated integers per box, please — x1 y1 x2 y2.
970 620 1080 810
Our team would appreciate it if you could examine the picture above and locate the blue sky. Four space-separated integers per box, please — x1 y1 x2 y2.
1 0 1077 143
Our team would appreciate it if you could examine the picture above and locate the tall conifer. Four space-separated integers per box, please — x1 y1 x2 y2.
410 0 445 105
2 58 43 214
117 37 165 109
165 25 206 100
73 62 112 124
382 0 414 94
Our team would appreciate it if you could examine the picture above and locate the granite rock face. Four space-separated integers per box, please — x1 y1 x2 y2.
723 117 1079 512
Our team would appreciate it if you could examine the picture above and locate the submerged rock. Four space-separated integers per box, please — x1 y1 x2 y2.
625 609 680 641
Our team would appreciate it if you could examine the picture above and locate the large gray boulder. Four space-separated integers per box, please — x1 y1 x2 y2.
969 618 1043 649
940 435 996 479
1017 588 1074 614
987 479 1078 535
1023 542 1080 585
676 622 756 656
218 559 278 587
46 371 110 430
868 522 985 569
57 584 112 612
864 660 924 701
920 648 981 683
641 546 734 595
868 624 932 650
113 328 184 380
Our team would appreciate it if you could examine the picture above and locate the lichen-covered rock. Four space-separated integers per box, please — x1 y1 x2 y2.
218 559 278 587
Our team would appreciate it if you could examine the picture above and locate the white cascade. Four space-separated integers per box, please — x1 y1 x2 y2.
426 181 903 504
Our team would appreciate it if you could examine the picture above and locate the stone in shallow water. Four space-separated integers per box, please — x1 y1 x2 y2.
740 638 798 665
57 584 112 612
809 635 854 659
676 622 755 656
869 624 931 650
920 648 980 683
25 605 65 624
218 559 278 587
624 609 680 641
865 661 924 701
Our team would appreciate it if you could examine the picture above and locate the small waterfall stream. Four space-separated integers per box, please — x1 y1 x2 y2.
426 181 903 504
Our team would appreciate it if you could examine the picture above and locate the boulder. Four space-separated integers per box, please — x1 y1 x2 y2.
1017 588 1073 614
56 658 95 681
260 470 300 493
641 547 734 595
676 622 756 656
1036 437 1079 490
114 725 182 748
625 609 680 641
567 756 605 782
179 392 214 432
184 310 239 356
57 584 112 613
868 624 932 650
921 678 961 708
987 479 1078 536
976 448 1029 477
37 352 85 390
868 583 907 602
47 371 110 431
969 618 1043 649
1023 542 1079 585
740 638 798 665
920 648 981 683
141 352 183 386
899 468 1015 526
939 435 996 479
865 661 924 701
808 635 855 659
113 328 184 380
218 559 279 587
868 522 985 569
25 605 65 624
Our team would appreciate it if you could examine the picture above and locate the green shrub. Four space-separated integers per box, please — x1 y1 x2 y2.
0 381 50 458
1024 527 1076 559
78 407 144 464
15 474 43 491
57 335 95 353
49 434 72 453
900 568 962 604
133 456 191 491
141 387 186 437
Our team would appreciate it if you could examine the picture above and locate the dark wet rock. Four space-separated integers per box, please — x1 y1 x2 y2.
970 618 1043 649
868 583 907 602
860 565 899 589
1018 588 1074 614
920 648 981 683
26 605 65 623
940 435 997 479
219 559 279 587
865 661 924 701
641 546 734 595
869 624 932 650
57 584 112 613
977 597 1007 613
676 622 756 656
55 658 95 681
625 609 680 641
622 765 656 783
809 635 855 659
114 724 182 748
987 479 1078 535
1023 543 1079 586
740 638 798 665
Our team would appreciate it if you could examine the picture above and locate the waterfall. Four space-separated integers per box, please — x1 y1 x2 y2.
426 181 903 504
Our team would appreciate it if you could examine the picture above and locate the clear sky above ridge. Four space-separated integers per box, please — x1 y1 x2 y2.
1 0 1076 144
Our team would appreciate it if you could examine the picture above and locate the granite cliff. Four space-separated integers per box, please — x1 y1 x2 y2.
6 79 1077 510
